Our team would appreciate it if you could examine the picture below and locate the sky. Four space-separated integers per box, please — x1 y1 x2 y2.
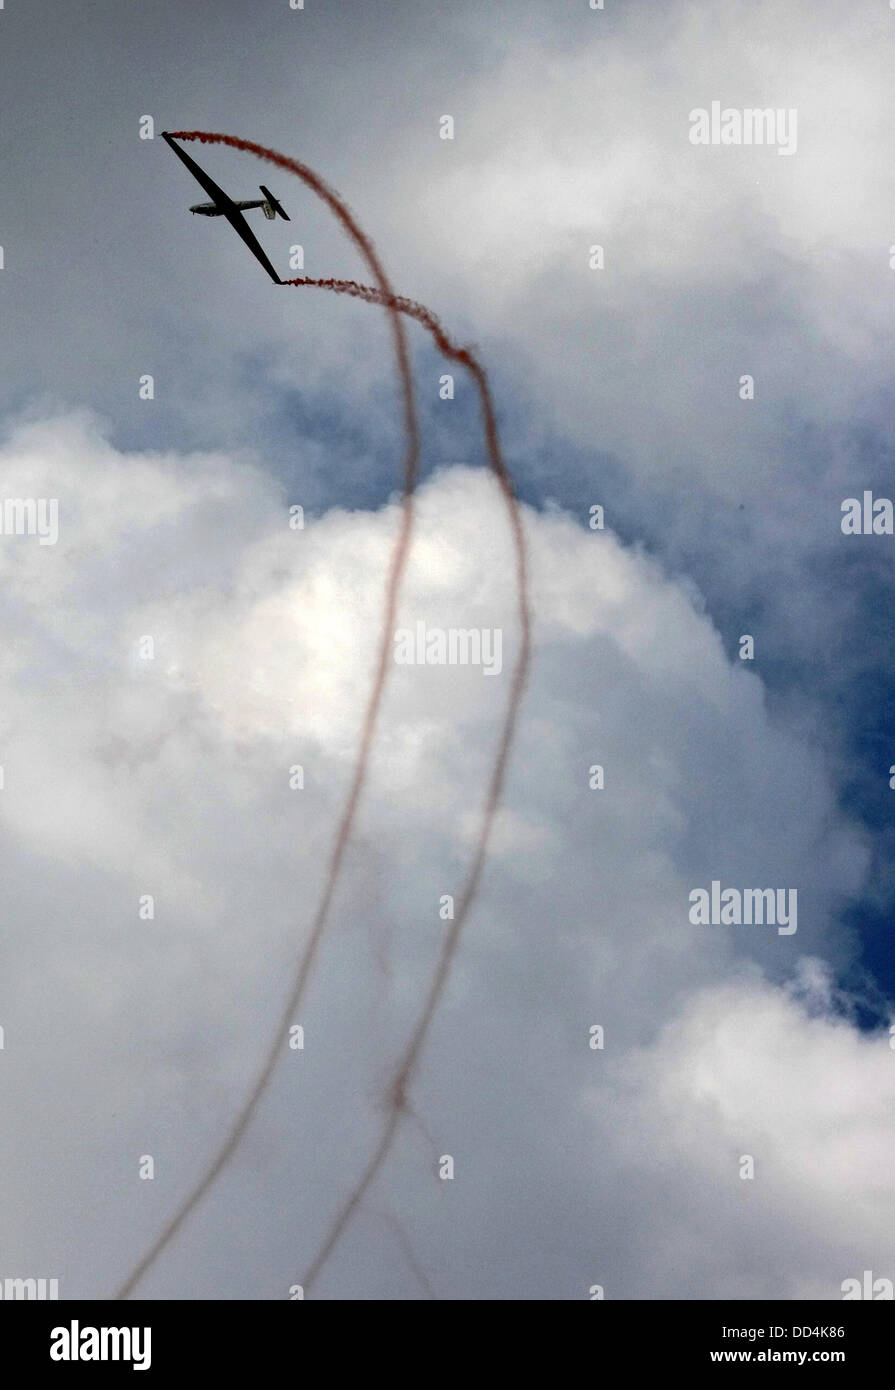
1 0 894 1300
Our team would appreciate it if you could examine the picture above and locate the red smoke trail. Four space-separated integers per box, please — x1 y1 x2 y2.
116 133 530 1299
115 132 420 1301
284 274 532 1294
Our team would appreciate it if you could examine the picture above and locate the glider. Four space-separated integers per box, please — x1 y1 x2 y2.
162 132 288 284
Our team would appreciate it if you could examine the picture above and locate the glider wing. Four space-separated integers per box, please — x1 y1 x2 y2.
162 132 282 284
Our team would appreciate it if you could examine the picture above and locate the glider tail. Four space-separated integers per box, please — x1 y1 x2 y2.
259 185 290 220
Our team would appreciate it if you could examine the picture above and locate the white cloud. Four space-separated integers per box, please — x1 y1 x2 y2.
610 964 895 1297
0 413 879 1298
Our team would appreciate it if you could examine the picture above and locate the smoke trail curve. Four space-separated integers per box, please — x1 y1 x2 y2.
116 134 530 1298
115 133 420 1300
283 275 531 1294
